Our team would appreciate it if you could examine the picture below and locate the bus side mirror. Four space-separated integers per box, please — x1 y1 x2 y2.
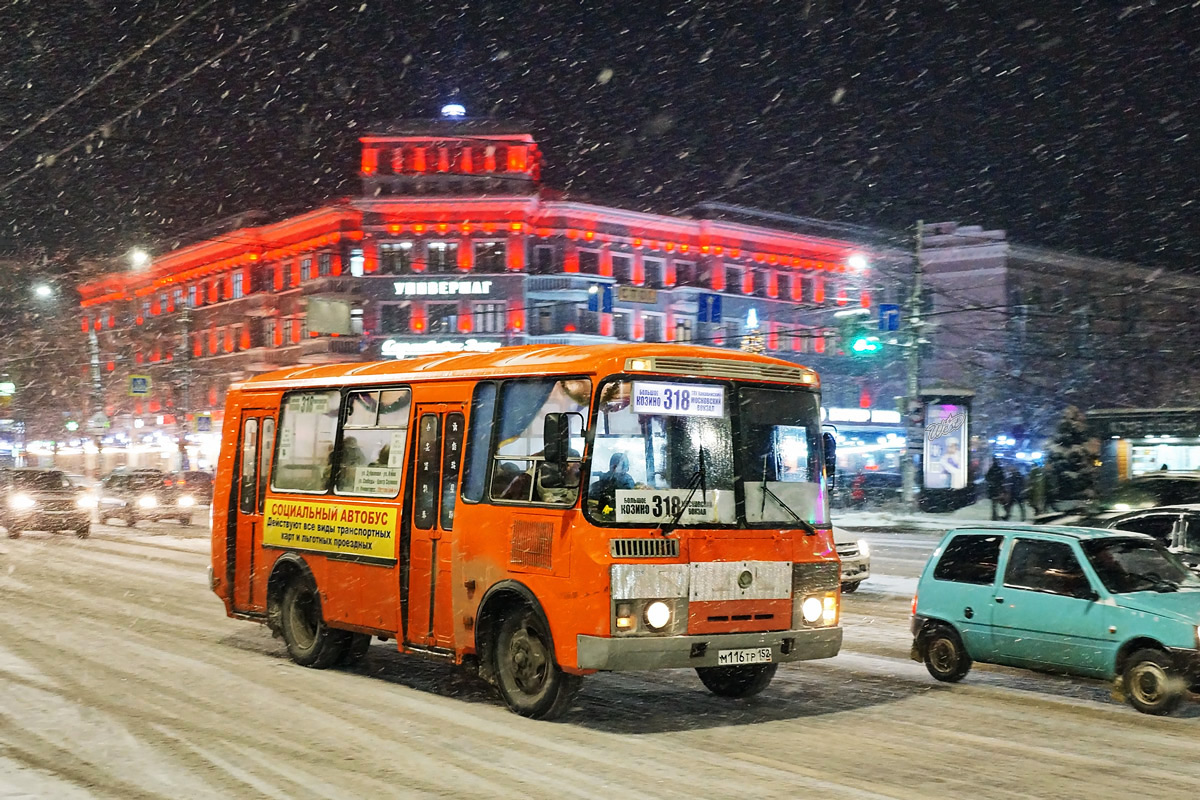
543 413 570 468
823 431 837 489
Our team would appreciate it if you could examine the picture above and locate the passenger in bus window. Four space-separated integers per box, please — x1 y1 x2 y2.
374 444 390 466
590 452 635 510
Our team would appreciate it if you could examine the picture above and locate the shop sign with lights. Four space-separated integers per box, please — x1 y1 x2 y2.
393 280 493 297
380 338 503 359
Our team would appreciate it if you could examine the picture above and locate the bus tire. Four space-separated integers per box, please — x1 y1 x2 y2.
493 604 581 720
279 576 347 669
695 663 777 698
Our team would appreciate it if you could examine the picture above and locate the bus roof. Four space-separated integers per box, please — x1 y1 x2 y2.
233 343 819 392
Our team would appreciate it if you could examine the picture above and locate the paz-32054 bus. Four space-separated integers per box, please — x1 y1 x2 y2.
211 344 841 719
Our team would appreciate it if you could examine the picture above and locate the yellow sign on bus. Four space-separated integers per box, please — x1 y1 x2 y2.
262 499 397 561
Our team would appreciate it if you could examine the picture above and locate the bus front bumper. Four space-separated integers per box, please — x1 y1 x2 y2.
576 627 842 671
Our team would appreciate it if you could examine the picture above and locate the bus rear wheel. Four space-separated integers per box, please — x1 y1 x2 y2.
279 576 346 669
696 663 778 698
493 605 581 720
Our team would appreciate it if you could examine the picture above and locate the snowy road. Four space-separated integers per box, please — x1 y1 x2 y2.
1 521 1198 799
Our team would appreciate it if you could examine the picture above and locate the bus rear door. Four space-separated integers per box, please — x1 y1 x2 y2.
230 408 276 613
406 404 465 650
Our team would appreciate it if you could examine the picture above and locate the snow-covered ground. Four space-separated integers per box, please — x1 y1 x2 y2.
834 497 1036 531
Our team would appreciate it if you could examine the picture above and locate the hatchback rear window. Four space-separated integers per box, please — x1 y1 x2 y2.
933 534 1003 585
11 471 68 490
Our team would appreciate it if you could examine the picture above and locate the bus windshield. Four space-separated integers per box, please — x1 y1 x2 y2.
586 378 826 527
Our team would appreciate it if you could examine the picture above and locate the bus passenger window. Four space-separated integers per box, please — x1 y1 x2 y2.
271 390 341 493
335 387 410 497
461 383 497 503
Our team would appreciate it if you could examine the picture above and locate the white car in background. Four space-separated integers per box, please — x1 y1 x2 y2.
833 526 871 593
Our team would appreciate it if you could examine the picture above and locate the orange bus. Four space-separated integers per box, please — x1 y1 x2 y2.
210 343 842 718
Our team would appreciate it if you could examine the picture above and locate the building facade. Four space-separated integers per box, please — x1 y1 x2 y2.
78 119 893 470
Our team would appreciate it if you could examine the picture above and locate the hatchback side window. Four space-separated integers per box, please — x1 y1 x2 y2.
1113 514 1176 545
933 534 1003 584
1004 538 1092 598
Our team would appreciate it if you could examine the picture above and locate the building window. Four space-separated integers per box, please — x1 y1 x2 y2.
428 303 458 334
675 260 698 287
532 245 558 275
427 241 459 274
301 257 314 281
380 304 412 334
613 310 632 341
674 317 694 342
531 303 555 335
611 254 632 283
351 308 363 335
279 263 293 290
473 302 505 333
172 288 184 310
643 258 664 289
187 285 198 308
380 242 415 275
579 249 601 275
473 241 506 273
232 271 245 300
777 273 791 300
263 318 276 347
349 248 365 277
754 270 770 297
726 266 743 295
644 313 664 343
318 253 332 277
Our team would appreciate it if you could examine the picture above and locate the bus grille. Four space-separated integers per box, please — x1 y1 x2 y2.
609 538 680 559
627 356 814 384
510 520 554 569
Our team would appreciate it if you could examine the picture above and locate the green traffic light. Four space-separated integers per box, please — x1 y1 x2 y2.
850 334 881 354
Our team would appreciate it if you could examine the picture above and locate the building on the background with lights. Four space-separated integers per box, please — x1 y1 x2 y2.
77 114 909 470
917 221 1200 481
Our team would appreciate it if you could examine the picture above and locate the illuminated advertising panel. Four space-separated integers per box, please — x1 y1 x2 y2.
923 403 968 490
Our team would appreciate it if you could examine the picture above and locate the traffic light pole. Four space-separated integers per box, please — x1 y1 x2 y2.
901 221 924 512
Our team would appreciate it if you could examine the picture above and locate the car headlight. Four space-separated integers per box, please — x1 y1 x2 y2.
858 539 870 559
177 494 196 508
801 596 823 623
137 495 158 508
9 493 36 511
644 601 672 631
76 493 98 509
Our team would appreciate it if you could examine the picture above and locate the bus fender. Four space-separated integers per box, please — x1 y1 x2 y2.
474 579 553 685
265 553 316 637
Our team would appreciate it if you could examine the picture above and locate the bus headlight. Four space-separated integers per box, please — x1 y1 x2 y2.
644 601 672 631
9 493 35 511
137 495 158 508
801 596 823 623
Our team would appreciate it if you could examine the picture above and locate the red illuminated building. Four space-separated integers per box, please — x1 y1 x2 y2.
79 117 887 448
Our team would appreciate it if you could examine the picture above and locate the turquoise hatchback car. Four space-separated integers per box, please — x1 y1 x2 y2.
911 525 1200 714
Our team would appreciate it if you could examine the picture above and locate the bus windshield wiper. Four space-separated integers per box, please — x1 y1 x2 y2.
660 446 706 536
760 454 816 535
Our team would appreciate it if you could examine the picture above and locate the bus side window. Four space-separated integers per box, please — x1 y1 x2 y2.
271 390 341 493
461 382 496 503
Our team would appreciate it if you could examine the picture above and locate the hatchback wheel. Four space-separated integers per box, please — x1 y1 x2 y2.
1123 648 1184 715
922 624 972 682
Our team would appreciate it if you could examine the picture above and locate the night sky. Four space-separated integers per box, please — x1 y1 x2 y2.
2 1 1197 272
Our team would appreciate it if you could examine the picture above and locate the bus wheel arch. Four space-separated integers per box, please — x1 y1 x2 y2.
475 581 582 720
267 555 348 669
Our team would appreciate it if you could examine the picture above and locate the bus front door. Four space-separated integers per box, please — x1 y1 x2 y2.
230 410 276 613
405 405 465 649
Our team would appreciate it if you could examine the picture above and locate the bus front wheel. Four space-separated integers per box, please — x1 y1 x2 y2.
279 576 346 669
493 605 581 720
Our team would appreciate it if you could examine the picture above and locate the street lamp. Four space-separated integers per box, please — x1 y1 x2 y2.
130 248 150 269
33 284 53 299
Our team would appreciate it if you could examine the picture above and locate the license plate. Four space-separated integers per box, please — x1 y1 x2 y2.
717 647 773 666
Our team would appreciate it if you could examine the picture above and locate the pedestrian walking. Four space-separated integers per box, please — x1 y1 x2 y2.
1005 467 1027 521
986 459 1006 520
1028 465 1046 515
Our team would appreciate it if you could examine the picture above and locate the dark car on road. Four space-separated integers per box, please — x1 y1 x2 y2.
96 469 198 527
1102 504 1200 574
0 468 92 538
173 470 214 505
1040 472 1200 527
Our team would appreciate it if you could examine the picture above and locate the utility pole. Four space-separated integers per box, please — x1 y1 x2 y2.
901 221 924 512
86 328 108 479
176 307 192 471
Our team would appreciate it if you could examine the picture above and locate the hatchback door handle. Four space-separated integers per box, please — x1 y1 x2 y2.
963 606 974 619
995 597 1004 603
